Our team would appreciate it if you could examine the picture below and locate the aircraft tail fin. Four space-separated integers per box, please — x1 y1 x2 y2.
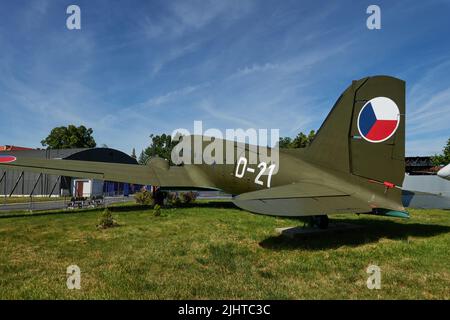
305 75 405 187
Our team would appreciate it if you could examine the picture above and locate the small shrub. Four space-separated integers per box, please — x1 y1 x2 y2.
153 204 161 217
165 191 198 206
181 191 198 204
97 208 119 229
134 190 153 205
167 192 182 206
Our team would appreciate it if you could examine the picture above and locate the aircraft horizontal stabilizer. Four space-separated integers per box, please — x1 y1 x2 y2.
0 156 213 188
233 183 370 217
0 156 155 185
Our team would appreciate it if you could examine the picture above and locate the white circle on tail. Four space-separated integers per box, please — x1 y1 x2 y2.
357 97 400 143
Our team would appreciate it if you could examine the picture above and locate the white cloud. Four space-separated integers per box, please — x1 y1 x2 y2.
406 136 447 156
198 99 257 128
151 41 201 75
403 58 450 155
141 83 209 107
143 0 254 40
407 60 450 139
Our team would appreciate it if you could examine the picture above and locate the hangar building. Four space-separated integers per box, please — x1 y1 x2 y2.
0 147 139 197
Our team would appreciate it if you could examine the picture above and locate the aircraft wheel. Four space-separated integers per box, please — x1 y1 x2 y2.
153 189 166 206
317 215 329 229
310 215 329 229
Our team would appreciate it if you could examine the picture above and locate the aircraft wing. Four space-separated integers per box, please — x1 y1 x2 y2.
0 156 212 188
233 182 370 217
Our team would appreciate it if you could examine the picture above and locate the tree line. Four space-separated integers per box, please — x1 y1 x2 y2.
39 125 450 166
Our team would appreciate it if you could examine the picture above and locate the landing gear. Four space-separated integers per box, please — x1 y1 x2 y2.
309 215 329 229
153 188 166 206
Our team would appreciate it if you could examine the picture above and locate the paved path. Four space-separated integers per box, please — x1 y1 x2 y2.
0 196 131 212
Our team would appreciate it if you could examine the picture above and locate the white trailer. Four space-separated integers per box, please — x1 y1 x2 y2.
71 179 104 198
68 179 104 209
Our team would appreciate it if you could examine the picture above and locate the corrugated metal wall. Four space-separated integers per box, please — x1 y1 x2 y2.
0 149 87 196
0 148 137 197
0 171 60 196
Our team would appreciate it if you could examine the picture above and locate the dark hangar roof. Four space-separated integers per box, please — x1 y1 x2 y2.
0 148 138 165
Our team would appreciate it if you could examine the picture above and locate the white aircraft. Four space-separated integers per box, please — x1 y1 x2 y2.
437 164 450 181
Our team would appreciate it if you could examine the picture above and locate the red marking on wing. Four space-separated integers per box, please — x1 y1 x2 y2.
0 156 17 163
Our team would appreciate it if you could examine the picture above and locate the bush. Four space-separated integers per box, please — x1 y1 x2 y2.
165 191 198 206
136 190 199 208
134 190 153 205
181 191 198 204
97 208 119 229
167 192 182 206
153 204 161 217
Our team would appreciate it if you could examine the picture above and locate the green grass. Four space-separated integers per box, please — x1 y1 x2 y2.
0 201 449 299
0 196 64 204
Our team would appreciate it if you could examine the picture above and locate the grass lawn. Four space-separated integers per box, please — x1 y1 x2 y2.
0 201 449 299
0 196 64 204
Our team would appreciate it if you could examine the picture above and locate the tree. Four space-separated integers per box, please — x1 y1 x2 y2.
139 133 179 165
131 148 137 159
278 137 293 148
138 150 147 165
292 130 316 148
432 138 450 166
279 130 316 149
41 125 96 149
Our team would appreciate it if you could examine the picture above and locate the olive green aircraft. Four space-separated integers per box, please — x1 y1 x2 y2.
0 75 407 228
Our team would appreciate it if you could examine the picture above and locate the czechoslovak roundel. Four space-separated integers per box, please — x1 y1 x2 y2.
357 97 400 143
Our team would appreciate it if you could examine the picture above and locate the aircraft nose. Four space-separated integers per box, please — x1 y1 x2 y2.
437 164 450 179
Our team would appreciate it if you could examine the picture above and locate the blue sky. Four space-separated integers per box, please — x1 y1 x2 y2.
0 0 449 156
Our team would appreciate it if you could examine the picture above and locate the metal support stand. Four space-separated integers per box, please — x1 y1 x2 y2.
62 176 67 208
1 171 6 207
48 175 61 198
9 171 24 197
29 173 43 212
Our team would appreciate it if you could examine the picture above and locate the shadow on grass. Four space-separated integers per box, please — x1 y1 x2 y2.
106 201 237 211
175 201 238 209
0 204 152 219
0 201 238 219
107 204 153 212
259 218 450 251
